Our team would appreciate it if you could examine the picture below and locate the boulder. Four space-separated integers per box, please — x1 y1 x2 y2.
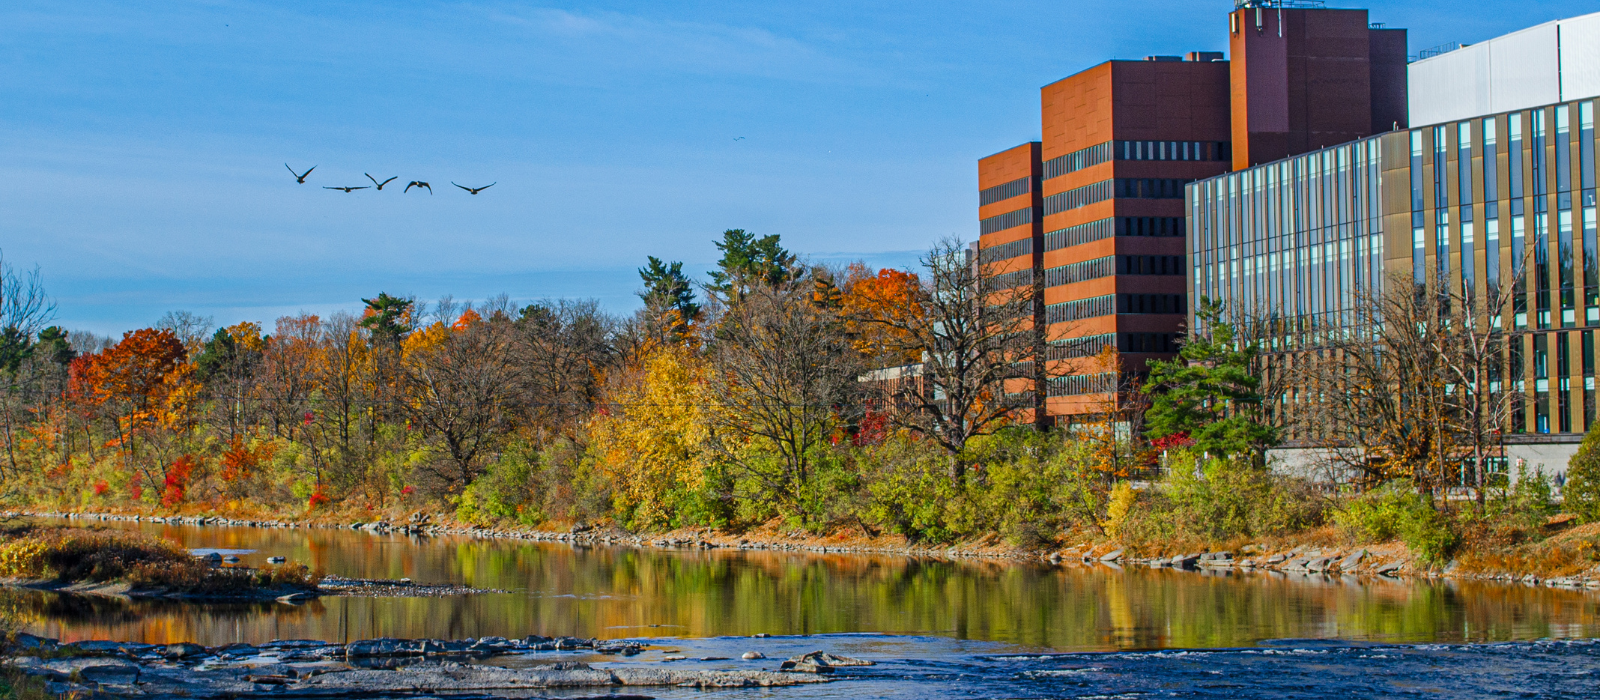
742 651 766 660
1098 549 1124 562
1339 550 1366 571
779 651 874 673
344 638 415 658
162 642 208 660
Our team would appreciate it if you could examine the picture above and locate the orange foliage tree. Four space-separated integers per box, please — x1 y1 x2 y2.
840 264 923 367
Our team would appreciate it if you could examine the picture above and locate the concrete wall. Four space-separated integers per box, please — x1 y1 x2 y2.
1267 441 1581 487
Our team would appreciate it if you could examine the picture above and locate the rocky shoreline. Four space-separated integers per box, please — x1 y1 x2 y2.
3 633 867 698
11 509 1600 593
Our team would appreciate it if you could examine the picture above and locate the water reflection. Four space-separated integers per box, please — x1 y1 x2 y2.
16 520 1600 650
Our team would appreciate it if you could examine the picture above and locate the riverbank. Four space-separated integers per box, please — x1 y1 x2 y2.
10 507 1600 592
0 524 323 602
1 633 858 697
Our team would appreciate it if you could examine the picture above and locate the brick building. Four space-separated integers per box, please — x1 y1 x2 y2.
978 0 1405 424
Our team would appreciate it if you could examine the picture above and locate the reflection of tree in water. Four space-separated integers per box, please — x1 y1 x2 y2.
15 590 316 639
20 520 1600 649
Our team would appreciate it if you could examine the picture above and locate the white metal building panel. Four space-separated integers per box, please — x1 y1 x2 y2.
1487 23 1562 115
1560 12 1600 101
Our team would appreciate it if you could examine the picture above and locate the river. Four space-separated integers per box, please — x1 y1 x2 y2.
12 519 1600 697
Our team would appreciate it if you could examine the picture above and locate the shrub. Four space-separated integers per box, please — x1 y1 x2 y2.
1563 423 1600 522
1143 449 1323 543
1333 482 1458 563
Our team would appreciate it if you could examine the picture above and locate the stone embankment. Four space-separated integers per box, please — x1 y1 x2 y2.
1056 544 1600 591
4 633 864 697
12 510 1600 591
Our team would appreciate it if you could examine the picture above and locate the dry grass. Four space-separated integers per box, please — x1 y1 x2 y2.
1454 521 1600 578
0 526 319 595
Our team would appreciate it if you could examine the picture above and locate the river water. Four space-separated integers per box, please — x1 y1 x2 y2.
13 520 1600 697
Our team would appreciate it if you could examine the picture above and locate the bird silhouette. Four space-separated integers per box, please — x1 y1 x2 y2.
733 137 745 141
323 185 369 193
405 181 432 194
366 174 398 190
285 164 316 183
453 182 496 195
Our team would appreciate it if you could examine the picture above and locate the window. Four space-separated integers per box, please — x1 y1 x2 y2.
1117 293 1187 314
1044 180 1114 215
979 177 1031 206
1119 332 1179 354
1115 255 1185 275
1044 219 1114 250
980 237 1032 263
1043 142 1114 179
1044 256 1115 286
1045 295 1114 324
1046 373 1119 396
1044 179 1190 216
1115 178 1190 198
980 207 1033 235
980 268 1034 293
1043 217 1183 251
1117 140 1229 162
1048 334 1115 359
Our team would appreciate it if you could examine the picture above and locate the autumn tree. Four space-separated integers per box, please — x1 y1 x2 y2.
516 300 619 437
589 343 722 528
840 264 923 368
402 311 526 493
850 237 1041 482
707 276 861 522
75 328 193 498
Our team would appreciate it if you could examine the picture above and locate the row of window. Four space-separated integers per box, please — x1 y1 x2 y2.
979 176 1032 206
1042 217 1187 251
980 237 1033 263
1045 256 1115 286
1043 179 1191 216
1039 140 1228 181
1118 255 1186 275
1047 373 1119 396
980 207 1034 235
1045 295 1115 324
1045 180 1114 215
1117 178 1191 199
1119 140 1229 163
1043 294 1188 325
981 268 1034 292
1043 142 1115 179
1042 255 1186 287
1047 332 1181 360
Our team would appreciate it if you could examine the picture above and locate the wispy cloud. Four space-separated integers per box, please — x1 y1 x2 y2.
480 6 881 85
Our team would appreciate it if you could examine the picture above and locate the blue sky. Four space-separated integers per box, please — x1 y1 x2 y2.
1 0 1592 334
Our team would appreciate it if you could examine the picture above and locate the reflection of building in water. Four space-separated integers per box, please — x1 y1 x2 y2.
1189 11 1600 479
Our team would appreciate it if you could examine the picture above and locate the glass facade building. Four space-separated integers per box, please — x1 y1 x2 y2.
1187 98 1600 438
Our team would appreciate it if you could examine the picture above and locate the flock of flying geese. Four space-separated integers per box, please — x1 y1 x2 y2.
285 164 495 195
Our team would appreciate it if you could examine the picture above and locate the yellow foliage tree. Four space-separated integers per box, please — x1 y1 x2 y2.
588 343 718 528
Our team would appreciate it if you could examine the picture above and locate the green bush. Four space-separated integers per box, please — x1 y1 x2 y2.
1332 481 1458 563
1564 421 1600 522
1124 449 1323 544
861 437 964 543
